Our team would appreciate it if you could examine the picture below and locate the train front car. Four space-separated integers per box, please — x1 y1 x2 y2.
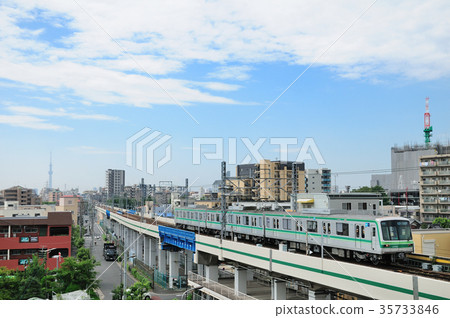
376 217 414 263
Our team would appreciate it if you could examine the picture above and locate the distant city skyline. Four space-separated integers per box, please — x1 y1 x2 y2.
1 1 450 193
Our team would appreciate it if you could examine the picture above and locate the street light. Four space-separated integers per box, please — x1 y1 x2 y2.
40 247 62 269
181 286 203 300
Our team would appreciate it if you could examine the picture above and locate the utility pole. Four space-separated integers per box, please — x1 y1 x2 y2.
90 200 95 255
220 161 227 242
185 178 189 207
292 162 298 213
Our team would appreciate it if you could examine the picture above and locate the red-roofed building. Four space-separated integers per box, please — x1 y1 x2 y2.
0 212 72 270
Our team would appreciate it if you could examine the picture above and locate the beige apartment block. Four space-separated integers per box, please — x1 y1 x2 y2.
419 154 450 223
56 195 83 224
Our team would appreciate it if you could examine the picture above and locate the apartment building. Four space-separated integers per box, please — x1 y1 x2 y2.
419 154 450 223
105 169 125 198
232 160 306 202
56 195 84 224
0 186 41 206
306 168 332 193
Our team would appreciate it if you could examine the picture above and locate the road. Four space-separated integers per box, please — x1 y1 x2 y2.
84 223 135 300
85 222 185 300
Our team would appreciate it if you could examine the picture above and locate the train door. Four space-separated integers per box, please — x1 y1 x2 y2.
322 221 330 246
371 224 376 251
355 224 361 250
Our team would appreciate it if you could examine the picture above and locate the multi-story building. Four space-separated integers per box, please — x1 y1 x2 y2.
231 160 306 202
105 169 125 198
0 212 72 270
296 193 382 215
48 189 63 203
0 186 41 206
371 144 450 205
56 195 84 225
419 154 450 224
0 201 56 218
306 168 331 193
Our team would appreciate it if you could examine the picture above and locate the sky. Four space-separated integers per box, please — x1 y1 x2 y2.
1 0 450 193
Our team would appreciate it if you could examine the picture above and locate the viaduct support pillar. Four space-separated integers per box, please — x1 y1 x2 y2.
205 265 219 283
271 279 286 300
234 268 247 296
169 250 180 288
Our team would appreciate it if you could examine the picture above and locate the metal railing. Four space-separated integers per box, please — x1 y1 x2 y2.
188 271 256 300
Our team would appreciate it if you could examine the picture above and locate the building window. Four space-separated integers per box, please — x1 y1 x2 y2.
358 203 368 210
342 203 352 210
49 227 69 236
11 250 22 256
12 226 22 233
24 226 38 233
0 227 8 234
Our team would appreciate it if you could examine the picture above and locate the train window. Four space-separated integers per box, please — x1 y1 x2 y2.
322 223 326 234
327 223 331 234
381 220 411 241
266 217 271 228
356 225 360 238
372 227 376 237
237 216 241 225
307 220 317 232
361 226 365 239
273 219 280 229
259 217 262 227
282 219 292 230
336 223 349 236
295 221 303 232
244 216 250 226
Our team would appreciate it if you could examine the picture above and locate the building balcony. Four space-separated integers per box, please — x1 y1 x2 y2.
437 170 450 176
422 189 437 195
421 170 437 176
437 160 450 167
438 180 450 186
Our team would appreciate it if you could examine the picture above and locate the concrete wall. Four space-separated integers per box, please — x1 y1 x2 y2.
412 230 450 258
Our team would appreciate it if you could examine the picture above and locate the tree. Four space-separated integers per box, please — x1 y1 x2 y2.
0 267 20 300
432 217 450 228
53 248 99 295
72 225 85 249
16 255 48 300
352 185 390 205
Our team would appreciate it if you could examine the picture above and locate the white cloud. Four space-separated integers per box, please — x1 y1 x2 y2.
0 114 71 131
8 106 119 121
1 0 450 112
209 65 253 81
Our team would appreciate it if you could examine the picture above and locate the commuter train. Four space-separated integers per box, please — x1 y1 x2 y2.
173 208 414 265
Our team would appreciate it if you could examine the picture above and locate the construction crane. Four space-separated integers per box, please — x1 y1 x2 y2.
424 97 433 146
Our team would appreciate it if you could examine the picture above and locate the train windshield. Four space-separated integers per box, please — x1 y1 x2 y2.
381 220 412 241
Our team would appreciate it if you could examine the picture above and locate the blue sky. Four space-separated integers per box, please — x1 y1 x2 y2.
1 0 450 192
